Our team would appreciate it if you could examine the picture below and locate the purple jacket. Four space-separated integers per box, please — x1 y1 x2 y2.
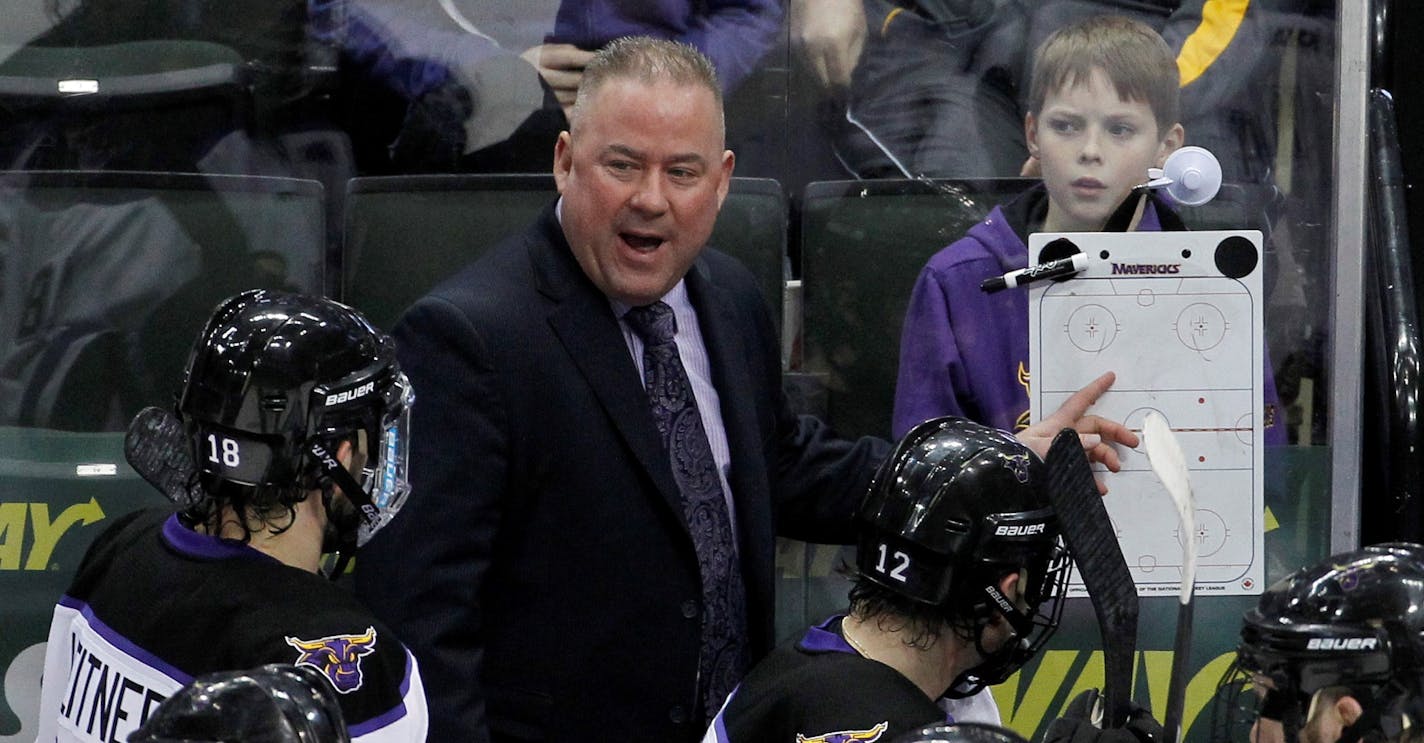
893 187 1285 444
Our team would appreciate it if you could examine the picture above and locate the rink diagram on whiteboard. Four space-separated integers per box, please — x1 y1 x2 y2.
1028 231 1265 597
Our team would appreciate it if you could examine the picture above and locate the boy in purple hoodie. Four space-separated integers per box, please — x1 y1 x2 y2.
893 15 1282 444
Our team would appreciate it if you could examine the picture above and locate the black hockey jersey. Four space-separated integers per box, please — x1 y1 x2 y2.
35 508 427 742
703 615 949 742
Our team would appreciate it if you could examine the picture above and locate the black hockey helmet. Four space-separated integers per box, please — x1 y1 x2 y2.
177 289 413 548
857 416 1070 694
891 722 1031 743
1226 542 1424 743
128 664 349 743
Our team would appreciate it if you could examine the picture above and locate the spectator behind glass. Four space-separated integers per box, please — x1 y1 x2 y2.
784 0 1308 188
0 0 550 175
384 0 784 171
3 0 781 175
519 0 784 120
816 0 1028 179
1023 0 1316 190
891 15 1281 446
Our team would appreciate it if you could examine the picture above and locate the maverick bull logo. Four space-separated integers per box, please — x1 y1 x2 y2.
796 721 888 743
1004 452 1032 483
286 627 378 693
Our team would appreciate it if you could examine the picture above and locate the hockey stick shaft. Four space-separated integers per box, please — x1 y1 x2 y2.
1143 412 1197 743
1163 595 1195 743
1045 428 1138 727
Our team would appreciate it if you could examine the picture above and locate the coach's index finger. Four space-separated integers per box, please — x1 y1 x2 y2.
1052 371 1115 423
1059 373 1139 446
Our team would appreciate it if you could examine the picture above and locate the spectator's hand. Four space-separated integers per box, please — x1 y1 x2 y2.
521 43 595 121
1044 689 1162 743
1016 371 1138 493
790 0 866 93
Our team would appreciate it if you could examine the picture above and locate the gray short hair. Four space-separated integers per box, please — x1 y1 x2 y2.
569 36 724 136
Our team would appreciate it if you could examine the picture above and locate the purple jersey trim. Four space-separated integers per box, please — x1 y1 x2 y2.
713 690 735 741
798 615 857 654
56 596 194 686
161 513 279 563
346 648 416 736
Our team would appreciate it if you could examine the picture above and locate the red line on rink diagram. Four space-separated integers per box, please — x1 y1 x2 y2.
1128 427 1251 433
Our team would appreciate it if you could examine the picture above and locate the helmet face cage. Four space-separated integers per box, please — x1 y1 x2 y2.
307 363 415 547
951 524 1071 696
1208 659 1257 743
1212 659 1402 743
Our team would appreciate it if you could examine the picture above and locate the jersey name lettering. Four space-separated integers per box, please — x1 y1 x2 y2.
60 632 169 742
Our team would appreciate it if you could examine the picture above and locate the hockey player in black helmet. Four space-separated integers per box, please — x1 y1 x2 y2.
34 289 428 742
173 287 415 571
702 416 1073 742
1216 542 1424 743
129 664 349 743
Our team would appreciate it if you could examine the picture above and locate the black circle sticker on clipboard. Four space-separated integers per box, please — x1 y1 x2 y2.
1037 238 1081 282
1214 236 1258 279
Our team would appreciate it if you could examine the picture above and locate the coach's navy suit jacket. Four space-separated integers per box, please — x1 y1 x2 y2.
356 204 888 742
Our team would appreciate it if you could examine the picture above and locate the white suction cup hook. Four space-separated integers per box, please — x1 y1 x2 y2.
1160 146 1222 206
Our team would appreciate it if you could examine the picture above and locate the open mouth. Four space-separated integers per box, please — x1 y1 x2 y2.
621 233 664 251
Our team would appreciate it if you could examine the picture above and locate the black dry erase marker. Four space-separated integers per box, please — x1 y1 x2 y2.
980 252 1089 293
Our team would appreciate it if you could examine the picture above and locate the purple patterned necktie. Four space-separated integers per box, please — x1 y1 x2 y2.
624 301 748 721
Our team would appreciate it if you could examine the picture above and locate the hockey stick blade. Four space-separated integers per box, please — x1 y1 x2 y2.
124 406 203 508
1045 427 1138 728
1143 412 1197 743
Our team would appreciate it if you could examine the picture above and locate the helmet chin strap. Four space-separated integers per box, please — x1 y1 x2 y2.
945 583 1036 699
309 440 376 581
310 441 378 521
983 582 1035 638
318 484 356 582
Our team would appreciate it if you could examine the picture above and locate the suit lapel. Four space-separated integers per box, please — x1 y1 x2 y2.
530 209 687 525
